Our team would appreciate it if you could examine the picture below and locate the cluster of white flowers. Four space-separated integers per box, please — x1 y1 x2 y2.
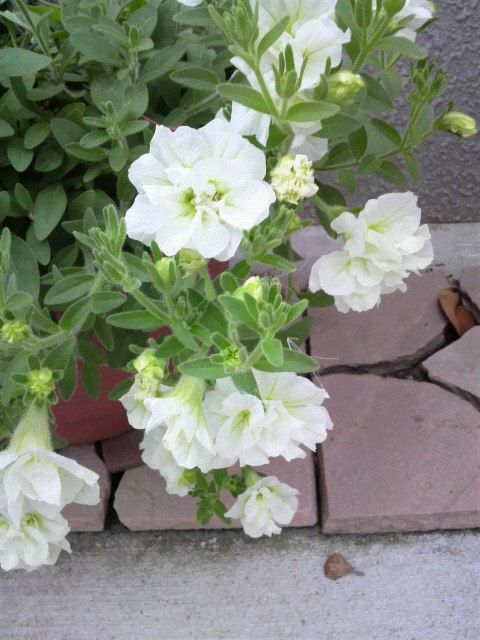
309 192 433 312
0 402 100 571
121 369 332 537
125 119 276 261
224 0 350 161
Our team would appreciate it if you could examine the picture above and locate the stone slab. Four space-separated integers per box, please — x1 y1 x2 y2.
459 266 480 316
62 445 111 532
318 374 480 534
114 454 317 531
423 326 480 400
310 270 448 373
102 430 143 473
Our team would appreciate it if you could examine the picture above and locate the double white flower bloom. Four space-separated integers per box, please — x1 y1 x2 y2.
309 192 433 312
225 475 299 538
125 120 276 260
0 402 100 571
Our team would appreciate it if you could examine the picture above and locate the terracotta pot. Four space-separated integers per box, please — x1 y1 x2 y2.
53 260 227 444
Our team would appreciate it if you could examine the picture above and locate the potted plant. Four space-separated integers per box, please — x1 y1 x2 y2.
0 0 476 570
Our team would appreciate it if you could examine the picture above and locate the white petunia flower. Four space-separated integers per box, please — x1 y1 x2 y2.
203 379 272 467
177 0 202 6
140 429 194 497
309 192 433 312
225 475 298 538
270 154 318 205
0 500 70 571
125 119 276 260
145 376 233 472
1 403 99 524
253 370 333 461
120 352 166 431
395 0 434 41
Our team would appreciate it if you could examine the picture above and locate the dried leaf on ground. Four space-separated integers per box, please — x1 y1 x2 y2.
324 553 364 581
438 288 475 337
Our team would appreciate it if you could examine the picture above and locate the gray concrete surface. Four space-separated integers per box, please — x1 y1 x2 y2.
1 528 479 640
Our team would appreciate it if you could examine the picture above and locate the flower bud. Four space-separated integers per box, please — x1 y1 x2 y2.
27 369 55 401
155 257 178 290
270 154 318 206
327 71 365 104
178 249 206 274
440 112 477 138
1 320 30 345
234 276 264 302
133 349 165 386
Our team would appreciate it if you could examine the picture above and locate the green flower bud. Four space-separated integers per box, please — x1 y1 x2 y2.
133 349 165 384
327 71 365 104
155 257 178 291
234 276 264 302
27 369 55 401
221 345 241 369
178 249 206 274
440 112 477 138
1 320 30 345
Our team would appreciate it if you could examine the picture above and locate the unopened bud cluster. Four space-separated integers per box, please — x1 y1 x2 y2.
440 112 477 138
327 71 364 104
1 320 30 345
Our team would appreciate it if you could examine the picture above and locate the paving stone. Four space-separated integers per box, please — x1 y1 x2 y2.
318 374 480 534
459 266 480 317
114 455 317 531
310 270 448 373
62 445 111 532
423 326 480 400
102 430 143 473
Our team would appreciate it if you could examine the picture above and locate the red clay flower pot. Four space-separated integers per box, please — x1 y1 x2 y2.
53 260 227 444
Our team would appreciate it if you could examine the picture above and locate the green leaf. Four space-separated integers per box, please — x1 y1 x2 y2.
256 254 295 273
107 310 161 331
216 84 271 115
371 118 402 146
7 138 33 172
377 36 427 60
300 290 335 308
24 122 50 149
82 363 101 400
403 150 420 182
70 31 118 64
218 295 258 331
142 43 187 83
363 75 393 112
349 125 368 159
35 144 64 173
315 114 362 138
14 183 33 210
91 291 126 314
156 336 184 358
8 235 39 298
59 297 92 332
65 143 105 162
78 341 106 365
44 337 76 372
108 377 134 401
0 119 14 138
257 15 290 58
178 357 229 379
261 337 284 367
57 351 77 401
94 316 114 351
339 168 356 192
377 160 406 185
232 370 259 395
50 118 85 150
5 291 32 311
170 66 219 91
79 130 110 148
0 48 52 76
33 186 67 241
26 225 50 265
286 101 339 123
277 316 313 346
255 349 318 373
108 145 128 172
173 7 214 27
45 274 96 305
